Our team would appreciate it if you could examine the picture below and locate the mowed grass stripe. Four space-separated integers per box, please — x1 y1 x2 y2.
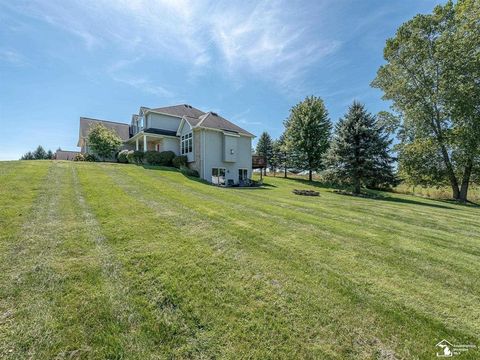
76 163 230 359
1 161 479 359
110 165 480 308
79 163 367 358
95 163 477 358
3 162 148 359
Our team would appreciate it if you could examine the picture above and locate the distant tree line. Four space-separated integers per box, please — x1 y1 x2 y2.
20 145 55 160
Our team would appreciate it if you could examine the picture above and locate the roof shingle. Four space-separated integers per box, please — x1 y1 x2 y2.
149 104 205 118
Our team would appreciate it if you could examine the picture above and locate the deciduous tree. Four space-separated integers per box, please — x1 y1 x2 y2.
372 0 480 201
284 96 331 181
87 124 123 161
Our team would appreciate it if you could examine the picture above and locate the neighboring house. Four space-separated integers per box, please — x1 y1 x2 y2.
78 104 255 185
55 150 80 161
77 117 130 154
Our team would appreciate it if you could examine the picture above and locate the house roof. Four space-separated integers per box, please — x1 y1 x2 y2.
149 104 205 118
196 112 254 137
78 117 130 146
144 128 178 137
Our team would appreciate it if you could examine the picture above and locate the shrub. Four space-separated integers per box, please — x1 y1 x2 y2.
117 150 129 163
172 155 188 168
145 151 176 166
180 166 199 178
84 153 98 162
127 150 144 164
144 151 161 165
73 153 85 161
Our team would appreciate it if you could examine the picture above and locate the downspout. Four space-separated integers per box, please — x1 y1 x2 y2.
202 130 206 180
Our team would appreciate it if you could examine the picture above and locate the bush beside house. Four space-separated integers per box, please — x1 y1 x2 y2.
172 155 188 168
144 151 176 166
116 150 129 163
127 151 144 164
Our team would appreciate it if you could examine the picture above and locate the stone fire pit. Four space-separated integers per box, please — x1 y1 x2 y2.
292 189 319 196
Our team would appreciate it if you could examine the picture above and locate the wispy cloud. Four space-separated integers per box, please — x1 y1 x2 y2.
107 58 173 98
229 109 262 126
0 49 28 66
2 0 340 93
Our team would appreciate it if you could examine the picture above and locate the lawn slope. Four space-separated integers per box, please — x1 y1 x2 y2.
0 161 479 359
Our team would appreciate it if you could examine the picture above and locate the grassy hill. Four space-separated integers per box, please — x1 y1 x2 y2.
1 161 479 359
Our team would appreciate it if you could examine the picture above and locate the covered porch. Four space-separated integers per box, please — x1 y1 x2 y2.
126 131 179 153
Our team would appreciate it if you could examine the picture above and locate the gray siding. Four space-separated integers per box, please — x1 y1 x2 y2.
199 129 252 184
147 113 181 131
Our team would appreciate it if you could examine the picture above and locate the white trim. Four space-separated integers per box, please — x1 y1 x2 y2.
193 124 254 138
223 131 240 138
125 131 178 144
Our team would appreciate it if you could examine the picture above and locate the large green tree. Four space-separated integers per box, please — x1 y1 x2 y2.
87 124 123 161
33 145 47 160
326 102 396 194
255 131 273 175
284 96 331 181
372 0 479 202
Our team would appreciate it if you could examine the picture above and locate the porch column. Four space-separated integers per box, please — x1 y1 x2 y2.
143 134 147 152
135 138 139 151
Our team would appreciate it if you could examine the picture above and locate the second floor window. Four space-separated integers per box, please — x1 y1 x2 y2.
181 132 193 155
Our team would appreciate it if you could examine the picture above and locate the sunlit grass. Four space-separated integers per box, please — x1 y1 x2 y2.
1 161 479 359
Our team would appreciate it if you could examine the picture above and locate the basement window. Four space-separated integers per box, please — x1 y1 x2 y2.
212 168 226 185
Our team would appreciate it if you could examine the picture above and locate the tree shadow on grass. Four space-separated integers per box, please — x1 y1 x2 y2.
362 193 458 210
279 176 458 210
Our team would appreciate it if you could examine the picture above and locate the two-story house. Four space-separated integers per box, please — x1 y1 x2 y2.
78 104 255 185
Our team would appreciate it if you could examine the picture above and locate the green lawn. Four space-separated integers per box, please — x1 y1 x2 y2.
1 161 479 359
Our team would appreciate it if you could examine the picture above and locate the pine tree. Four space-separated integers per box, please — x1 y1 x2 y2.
269 140 282 177
33 145 47 160
46 150 54 159
20 151 34 160
284 96 331 181
326 101 396 194
255 132 273 175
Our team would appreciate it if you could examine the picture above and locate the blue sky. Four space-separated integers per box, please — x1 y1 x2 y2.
0 0 444 160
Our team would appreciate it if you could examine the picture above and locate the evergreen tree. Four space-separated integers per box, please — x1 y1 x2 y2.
326 101 396 194
255 132 273 175
269 140 282 177
284 96 331 181
33 145 47 160
46 150 54 159
20 151 34 160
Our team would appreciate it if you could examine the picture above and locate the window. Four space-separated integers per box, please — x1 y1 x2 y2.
239 169 248 182
212 168 226 185
181 132 193 155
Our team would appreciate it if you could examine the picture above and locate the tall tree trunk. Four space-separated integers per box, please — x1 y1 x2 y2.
309 169 312 182
354 177 361 194
438 144 460 199
459 159 473 202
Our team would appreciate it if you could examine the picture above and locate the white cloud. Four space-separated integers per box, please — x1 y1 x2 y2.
2 0 340 93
